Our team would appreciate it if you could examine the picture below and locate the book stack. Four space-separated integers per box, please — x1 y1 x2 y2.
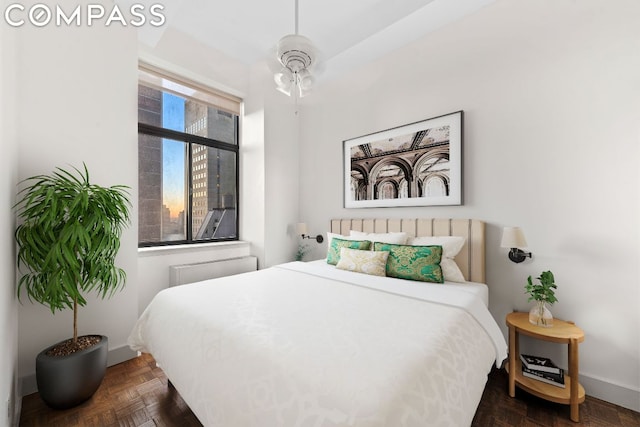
520 354 565 388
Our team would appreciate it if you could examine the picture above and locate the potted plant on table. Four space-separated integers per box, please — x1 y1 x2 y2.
525 270 558 327
295 242 309 261
14 163 131 409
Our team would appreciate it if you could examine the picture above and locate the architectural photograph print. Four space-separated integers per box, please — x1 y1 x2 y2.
344 111 463 208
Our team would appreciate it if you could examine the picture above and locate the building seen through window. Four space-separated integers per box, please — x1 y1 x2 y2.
138 75 239 246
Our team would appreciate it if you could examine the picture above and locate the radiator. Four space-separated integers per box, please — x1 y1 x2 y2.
169 256 258 286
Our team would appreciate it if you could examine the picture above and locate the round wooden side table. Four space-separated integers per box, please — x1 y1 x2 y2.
505 311 585 422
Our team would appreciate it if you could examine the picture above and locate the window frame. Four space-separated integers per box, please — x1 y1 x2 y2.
137 86 240 248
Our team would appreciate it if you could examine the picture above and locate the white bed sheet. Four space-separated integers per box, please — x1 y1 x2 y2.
129 261 507 427
305 259 490 307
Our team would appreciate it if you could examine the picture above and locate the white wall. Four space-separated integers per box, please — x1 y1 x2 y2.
0 0 19 422
240 63 267 267
243 61 300 268
298 0 640 410
15 21 139 394
263 69 301 267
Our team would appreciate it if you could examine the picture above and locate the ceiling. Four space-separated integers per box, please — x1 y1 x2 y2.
132 0 495 81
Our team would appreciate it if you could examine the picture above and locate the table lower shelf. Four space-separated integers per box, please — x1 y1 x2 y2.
506 361 585 405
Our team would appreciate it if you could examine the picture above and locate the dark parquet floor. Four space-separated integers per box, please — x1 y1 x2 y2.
19 353 640 426
472 368 640 427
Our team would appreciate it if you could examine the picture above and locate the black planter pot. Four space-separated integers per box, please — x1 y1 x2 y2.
35 335 108 409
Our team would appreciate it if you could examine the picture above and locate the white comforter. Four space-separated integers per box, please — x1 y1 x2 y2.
128 261 507 427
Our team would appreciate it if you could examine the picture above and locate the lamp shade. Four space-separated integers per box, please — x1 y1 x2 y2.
295 223 308 235
501 227 528 248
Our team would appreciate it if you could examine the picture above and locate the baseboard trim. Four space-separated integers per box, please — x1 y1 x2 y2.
580 372 640 412
13 372 21 427
20 373 36 399
19 344 137 397
107 345 137 367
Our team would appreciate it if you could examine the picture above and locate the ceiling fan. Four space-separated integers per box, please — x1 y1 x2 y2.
273 0 319 98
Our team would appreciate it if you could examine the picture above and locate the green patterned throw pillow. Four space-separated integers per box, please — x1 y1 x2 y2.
374 242 444 283
327 238 371 265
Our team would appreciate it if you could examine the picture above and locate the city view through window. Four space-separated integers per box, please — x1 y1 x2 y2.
138 83 238 246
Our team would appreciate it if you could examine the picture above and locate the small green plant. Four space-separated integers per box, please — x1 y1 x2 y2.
295 243 309 261
525 270 558 304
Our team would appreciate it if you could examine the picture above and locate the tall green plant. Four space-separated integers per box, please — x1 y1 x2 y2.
14 164 131 346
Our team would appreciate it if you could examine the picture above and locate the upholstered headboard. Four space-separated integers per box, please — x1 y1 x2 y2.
330 218 485 283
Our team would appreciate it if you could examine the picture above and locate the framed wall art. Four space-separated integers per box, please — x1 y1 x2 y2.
343 110 463 208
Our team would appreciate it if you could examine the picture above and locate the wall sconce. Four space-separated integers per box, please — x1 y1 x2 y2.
296 223 324 243
501 226 532 263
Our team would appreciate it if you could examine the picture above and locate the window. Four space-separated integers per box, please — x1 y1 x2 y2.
138 68 240 247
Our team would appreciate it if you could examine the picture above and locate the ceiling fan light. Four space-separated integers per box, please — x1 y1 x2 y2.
297 69 314 91
275 81 293 97
274 68 293 87
297 84 311 98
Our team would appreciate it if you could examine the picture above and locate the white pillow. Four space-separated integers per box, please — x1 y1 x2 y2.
349 230 408 245
336 247 389 277
407 236 466 282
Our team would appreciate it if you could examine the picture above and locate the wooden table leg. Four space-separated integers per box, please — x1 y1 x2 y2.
508 326 517 397
569 338 580 422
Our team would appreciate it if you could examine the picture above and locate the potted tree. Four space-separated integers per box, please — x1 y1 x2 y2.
525 270 558 327
14 163 131 409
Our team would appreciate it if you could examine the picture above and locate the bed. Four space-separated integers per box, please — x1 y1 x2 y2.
128 218 507 427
